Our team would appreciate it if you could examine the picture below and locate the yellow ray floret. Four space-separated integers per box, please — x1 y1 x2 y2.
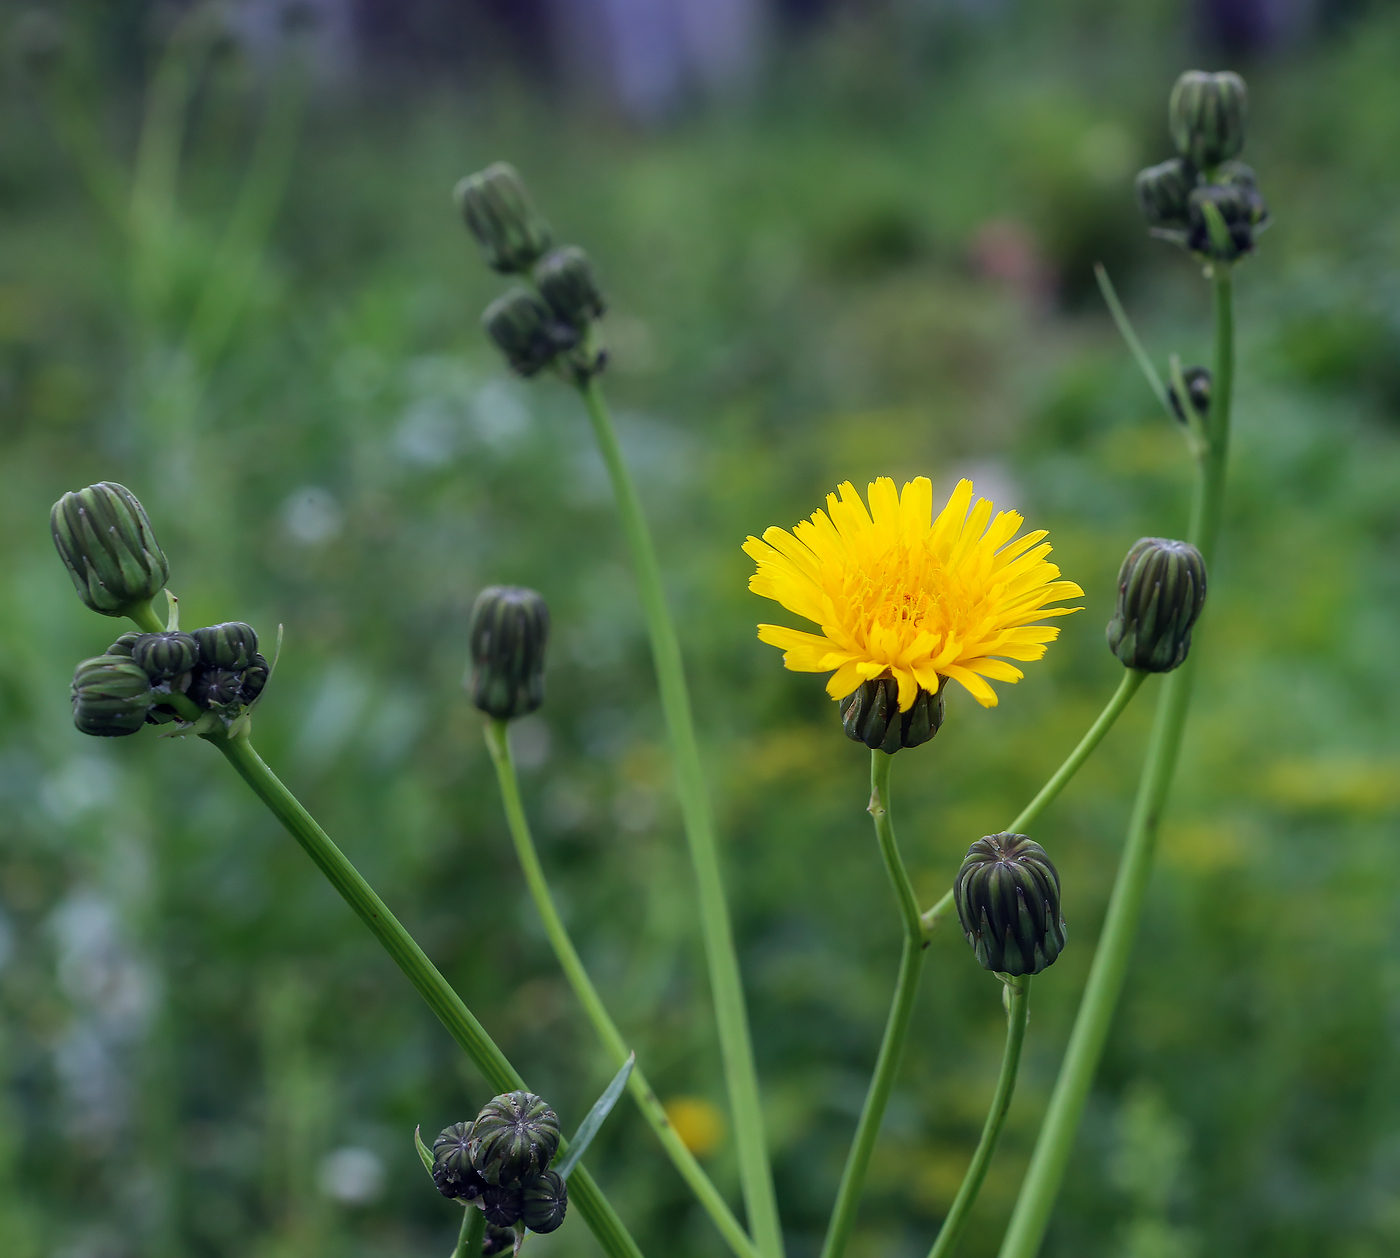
742 477 1083 710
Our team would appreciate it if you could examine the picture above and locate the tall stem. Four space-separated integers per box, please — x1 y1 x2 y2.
208 732 644 1258
926 978 1032 1258
997 272 1235 1258
484 720 761 1258
577 378 782 1258
453 1206 485 1258
819 751 927 1258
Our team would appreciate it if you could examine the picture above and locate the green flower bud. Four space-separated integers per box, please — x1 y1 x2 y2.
104 631 143 658
455 162 553 274
131 631 199 680
468 1091 561 1186
1106 537 1208 673
480 1182 525 1229
482 288 580 378
954 832 1066 977
1135 157 1197 228
431 1121 487 1201
240 654 271 705
71 655 154 737
193 622 259 670
1186 182 1266 263
1167 366 1212 423
481 1226 518 1257
839 677 944 753
533 246 606 327
190 667 243 710
51 482 169 617
467 587 549 722
1168 70 1247 171
523 1168 568 1234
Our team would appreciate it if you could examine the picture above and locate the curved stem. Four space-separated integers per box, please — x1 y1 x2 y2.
578 378 782 1258
920 670 1149 935
819 751 927 1258
484 720 761 1258
127 598 168 634
454 1206 485 1258
208 732 644 1258
997 272 1235 1258
926 978 1032 1258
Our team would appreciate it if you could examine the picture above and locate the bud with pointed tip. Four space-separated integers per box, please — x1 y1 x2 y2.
523 1168 568 1234
955 832 1066 977
131 631 199 680
839 677 944 753
72 655 154 737
193 622 259 670
468 587 549 721
468 1091 561 1186
1106 538 1207 673
51 482 169 617
1135 157 1197 228
1169 70 1247 171
455 162 553 274
1167 367 1212 423
483 288 580 377
534 246 606 327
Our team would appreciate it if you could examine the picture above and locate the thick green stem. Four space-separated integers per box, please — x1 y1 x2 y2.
819 751 927 1258
484 720 761 1258
208 732 643 1258
578 378 782 1258
127 598 168 634
920 670 1149 934
454 1206 485 1258
926 978 1032 1258
996 272 1235 1258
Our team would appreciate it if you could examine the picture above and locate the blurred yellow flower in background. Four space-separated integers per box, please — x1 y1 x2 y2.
663 1097 727 1157
743 477 1082 709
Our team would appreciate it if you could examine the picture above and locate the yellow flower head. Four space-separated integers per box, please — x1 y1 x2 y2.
743 477 1083 710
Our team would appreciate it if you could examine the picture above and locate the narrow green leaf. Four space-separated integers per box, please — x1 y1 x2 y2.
415 1124 436 1176
557 1053 635 1181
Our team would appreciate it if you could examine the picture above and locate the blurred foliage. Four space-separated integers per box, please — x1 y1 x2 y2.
2 2 1400 1257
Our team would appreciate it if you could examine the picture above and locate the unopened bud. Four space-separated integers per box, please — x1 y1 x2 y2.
455 162 553 274
1167 366 1212 423
954 832 1066 977
1135 157 1197 228
534 246 606 327
105 631 143 658
1186 182 1267 263
193 622 259 670
190 667 243 710
468 587 549 721
522 1168 568 1234
72 655 154 737
481 1183 525 1229
481 1226 518 1257
51 482 169 618
240 654 271 704
431 1121 486 1201
1168 70 1247 171
839 677 944 753
1106 538 1207 673
131 631 199 680
468 1091 561 1186
483 288 580 377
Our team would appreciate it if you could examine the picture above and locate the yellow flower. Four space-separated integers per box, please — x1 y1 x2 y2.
743 477 1083 710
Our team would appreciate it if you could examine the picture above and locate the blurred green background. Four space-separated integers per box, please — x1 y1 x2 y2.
3 1 1400 1255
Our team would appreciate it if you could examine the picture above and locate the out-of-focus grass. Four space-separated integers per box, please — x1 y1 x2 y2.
3 4 1400 1256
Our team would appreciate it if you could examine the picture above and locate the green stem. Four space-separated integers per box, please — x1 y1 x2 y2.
926 978 1032 1258
996 272 1235 1258
1093 264 1172 420
577 378 783 1258
484 720 761 1258
819 751 927 1258
127 599 168 634
920 670 1149 934
207 731 643 1258
454 1206 485 1258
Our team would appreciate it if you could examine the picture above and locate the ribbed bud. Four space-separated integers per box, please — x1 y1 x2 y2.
72 655 154 737
481 1226 519 1257
522 1169 568 1234
193 622 259 670
1106 538 1208 673
1186 182 1267 263
483 288 580 377
431 1121 487 1201
105 631 143 658
455 162 553 274
190 668 243 710
954 833 1066 977
1135 157 1197 227
51 482 169 617
131 631 199 680
240 654 271 704
468 587 549 721
468 1091 561 1186
1168 70 1247 171
534 246 606 327
480 1182 525 1229
839 677 944 753
1167 366 1212 423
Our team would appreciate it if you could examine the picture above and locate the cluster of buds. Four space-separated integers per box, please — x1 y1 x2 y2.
53 483 271 737
455 163 607 383
1135 70 1269 265
467 585 549 722
839 677 945 754
954 833 1066 977
429 1091 568 1237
